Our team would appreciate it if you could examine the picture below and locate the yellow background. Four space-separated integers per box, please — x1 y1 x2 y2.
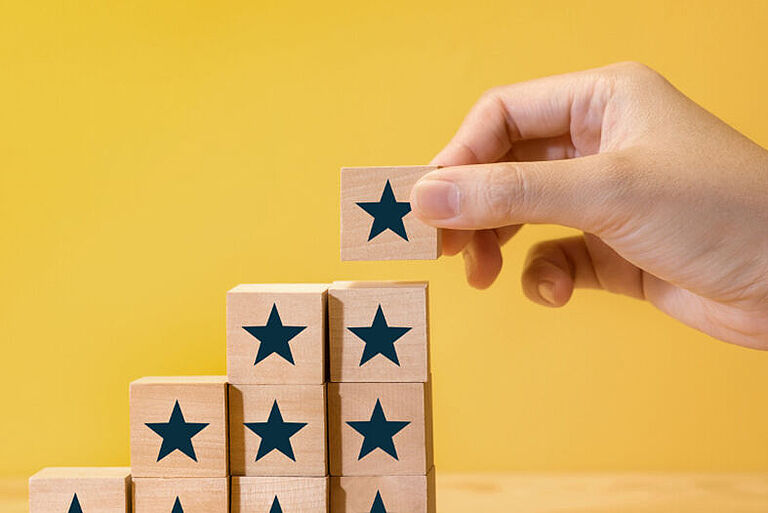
2 1 768 477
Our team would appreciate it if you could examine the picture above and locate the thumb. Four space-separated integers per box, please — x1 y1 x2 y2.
410 152 632 233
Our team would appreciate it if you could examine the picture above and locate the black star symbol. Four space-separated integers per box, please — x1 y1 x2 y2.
369 491 388 513
242 303 307 366
145 400 209 462
346 398 410 460
348 305 411 366
245 400 308 461
356 179 412 241
67 494 83 513
171 497 184 513
269 496 283 513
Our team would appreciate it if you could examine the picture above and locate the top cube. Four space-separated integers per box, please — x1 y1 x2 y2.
340 166 441 261
227 284 328 384
329 281 429 383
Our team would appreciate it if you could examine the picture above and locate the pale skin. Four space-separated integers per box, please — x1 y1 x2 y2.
409 62 768 350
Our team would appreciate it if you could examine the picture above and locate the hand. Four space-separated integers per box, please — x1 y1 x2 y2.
410 62 768 350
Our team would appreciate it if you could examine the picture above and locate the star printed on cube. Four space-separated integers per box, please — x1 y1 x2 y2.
348 304 411 367
67 494 83 513
145 400 209 462
171 497 184 513
369 491 388 513
346 398 410 460
245 400 308 461
242 303 307 366
269 496 283 513
356 179 412 241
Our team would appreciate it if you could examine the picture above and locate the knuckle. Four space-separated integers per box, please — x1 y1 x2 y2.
584 151 644 234
479 85 505 101
479 164 526 224
601 61 667 91
527 240 560 263
598 151 639 196
474 86 505 112
610 61 659 79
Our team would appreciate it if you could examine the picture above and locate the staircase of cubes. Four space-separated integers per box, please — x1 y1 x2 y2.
29 281 435 513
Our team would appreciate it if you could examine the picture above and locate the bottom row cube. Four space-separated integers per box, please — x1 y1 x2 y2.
330 470 435 513
133 477 229 512
29 467 131 513
232 476 328 513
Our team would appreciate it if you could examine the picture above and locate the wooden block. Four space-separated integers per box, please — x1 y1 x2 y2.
227 284 328 385
232 476 328 513
330 469 435 513
229 384 327 476
130 376 229 478
328 382 433 476
132 477 228 513
340 166 441 261
329 281 429 383
29 467 131 513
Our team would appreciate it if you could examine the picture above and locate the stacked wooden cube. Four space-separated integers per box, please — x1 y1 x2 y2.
328 282 435 513
29 281 434 513
227 284 330 513
129 375 230 511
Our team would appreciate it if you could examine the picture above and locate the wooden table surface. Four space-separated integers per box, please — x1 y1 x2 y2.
6 473 768 512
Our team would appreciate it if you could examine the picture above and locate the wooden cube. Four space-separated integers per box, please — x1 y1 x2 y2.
227 284 328 385
232 476 328 513
329 281 429 383
340 166 441 261
29 467 130 513
130 376 228 478
132 477 228 512
229 384 327 476
328 382 433 476
330 470 435 513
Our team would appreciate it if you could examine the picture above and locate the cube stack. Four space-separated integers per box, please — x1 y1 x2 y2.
29 281 435 513
328 281 435 513
130 376 230 511
227 284 330 513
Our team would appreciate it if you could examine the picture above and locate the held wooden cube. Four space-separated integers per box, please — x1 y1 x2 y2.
29 467 131 513
229 384 327 476
227 284 328 385
328 382 433 476
340 166 441 261
132 477 228 513
232 476 328 513
330 470 435 513
130 376 229 478
329 281 429 383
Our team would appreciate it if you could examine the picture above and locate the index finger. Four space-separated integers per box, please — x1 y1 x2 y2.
431 67 603 167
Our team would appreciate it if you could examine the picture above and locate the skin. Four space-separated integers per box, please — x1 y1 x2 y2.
409 62 768 350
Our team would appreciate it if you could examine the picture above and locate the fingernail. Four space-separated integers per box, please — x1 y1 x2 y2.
538 281 556 305
411 179 460 220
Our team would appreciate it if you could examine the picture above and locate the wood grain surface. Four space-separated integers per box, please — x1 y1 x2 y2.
129 376 229 478
132 477 228 513
231 476 328 513
328 382 433 476
330 469 435 513
340 166 441 261
328 281 429 383
226 284 328 385
229 384 328 476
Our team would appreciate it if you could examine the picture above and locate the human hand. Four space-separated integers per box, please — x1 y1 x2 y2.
410 62 768 349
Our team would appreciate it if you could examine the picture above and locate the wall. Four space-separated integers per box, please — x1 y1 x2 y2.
2 0 768 476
